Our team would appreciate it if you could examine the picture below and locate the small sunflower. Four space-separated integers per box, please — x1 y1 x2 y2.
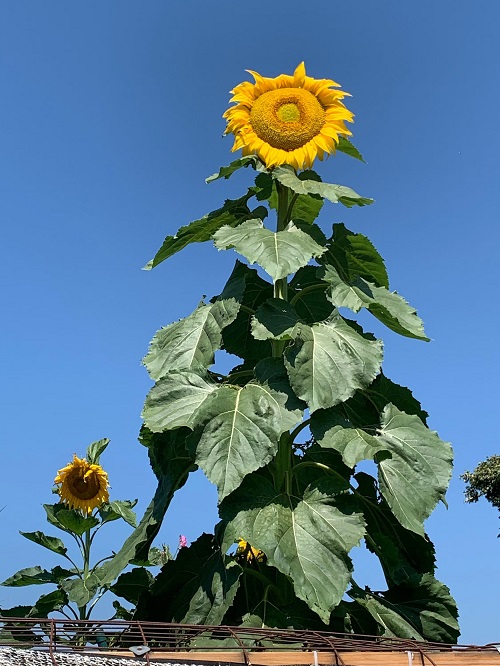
224 62 353 170
236 539 266 564
54 455 109 514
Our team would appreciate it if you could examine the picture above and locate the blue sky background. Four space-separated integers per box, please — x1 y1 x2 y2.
1 0 499 644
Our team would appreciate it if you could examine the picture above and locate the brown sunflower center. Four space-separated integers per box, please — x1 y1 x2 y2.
249 88 325 151
67 469 101 500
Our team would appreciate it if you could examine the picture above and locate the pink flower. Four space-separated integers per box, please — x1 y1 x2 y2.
178 534 188 549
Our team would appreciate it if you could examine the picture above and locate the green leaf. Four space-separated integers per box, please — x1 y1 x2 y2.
213 219 326 282
336 136 366 162
254 357 306 415
376 405 453 535
321 223 389 289
220 261 273 361
272 166 373 207
99 500 138 528
20 531 68 557
268 172 324 224
48 506 99 536
146 192 260 269
0 605 33 618
110 568 154 605
251 298 301 341
111 600 133 620
284 314 383 412
363 374 428 425
143 278 244 381
351 574 459 643
96 427 195 586
61 574 100 607
354 472 436 585
191 382 301 501
86 438 110 464
29 589 68 618
135 533 241 625
142 371 217 433
289 267 334 325
221 475 365 622
322 265 429 341
2 566 55 587
206 156 259 183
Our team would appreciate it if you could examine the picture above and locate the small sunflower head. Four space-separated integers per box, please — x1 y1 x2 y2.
236 539 266 564
223 62 354 170
54 454 109 515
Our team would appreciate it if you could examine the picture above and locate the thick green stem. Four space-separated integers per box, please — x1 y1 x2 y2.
272 182 291 359
78 528 92 621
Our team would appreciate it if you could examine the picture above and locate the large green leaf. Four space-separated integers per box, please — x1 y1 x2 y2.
321 223 389 288
110 568 154 605
268 170 324 224
29 589 68 618
99 500 138 528
289 266 334 325
86 438 110 464
206 157 260 183
272 166 373 208
2 566 55 587
221 262 273 361
251 298 301 341
146 192 264 269
350 574 459 643
221 475 365 622
19 531 67 557
143 277 244 381
213 219 325 282
142 371 217 432
254 357 306 415
376 405 453 535
61 575 100 607
96 428 196 587
191 382 301 501
354 472 436 586
48 506 99 536
362 373 428 425
135 533 241 625
284 314 383 412
322 265 428 341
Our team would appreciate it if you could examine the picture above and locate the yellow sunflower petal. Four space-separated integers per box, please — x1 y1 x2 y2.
54 454 109 515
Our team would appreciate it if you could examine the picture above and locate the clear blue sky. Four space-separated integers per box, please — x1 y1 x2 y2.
1 0 499 644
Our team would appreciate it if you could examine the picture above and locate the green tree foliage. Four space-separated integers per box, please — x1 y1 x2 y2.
462 455 500 534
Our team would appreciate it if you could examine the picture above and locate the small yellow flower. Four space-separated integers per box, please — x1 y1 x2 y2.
224 62 353 170
54 455 109 514
236 539 266 564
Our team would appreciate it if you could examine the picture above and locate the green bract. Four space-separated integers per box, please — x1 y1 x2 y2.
132 150 459 643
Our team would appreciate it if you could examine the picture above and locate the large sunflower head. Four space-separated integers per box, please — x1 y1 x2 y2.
223 62 353 170
54 454 109 515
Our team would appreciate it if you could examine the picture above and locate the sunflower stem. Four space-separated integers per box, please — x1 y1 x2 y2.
272 182 290 358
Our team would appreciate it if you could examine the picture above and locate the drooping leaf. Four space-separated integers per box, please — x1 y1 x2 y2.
322 265 429 341
363 374 428 425
47 506 99 536
272 166 373 207
321 223 389 288
19 531 67 557
86 438 110 464
99 500 138 528
61 575 100 607
110 568 154 605
143 275 244 381
213 219 326 282
135 533 241 625
190 382 301 500
221 474 365 622
354 472 436 585
251 298 301 341
284 314 383 412
350 574 459 643
206 156 260 183
146 192 263 269
336 136 366 162
142 371 217 432
96 428 196 586
29 589 68 618
376 405 453 535
1 567 55 587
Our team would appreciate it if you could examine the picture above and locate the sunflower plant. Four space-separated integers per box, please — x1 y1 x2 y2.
0 439 146 631
100 63 460 642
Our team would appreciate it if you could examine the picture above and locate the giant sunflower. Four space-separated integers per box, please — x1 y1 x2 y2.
224 62 353 170
54 455 109 514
